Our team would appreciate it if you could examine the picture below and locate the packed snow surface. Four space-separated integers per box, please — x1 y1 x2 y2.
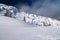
0 16 60 40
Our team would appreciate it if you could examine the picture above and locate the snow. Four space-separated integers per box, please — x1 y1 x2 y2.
0 4 60 26
0 4 60 40
0 16 60 40
0 4 18 18
16 12 60 26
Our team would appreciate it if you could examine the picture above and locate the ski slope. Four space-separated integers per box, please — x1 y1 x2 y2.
0 16 60 40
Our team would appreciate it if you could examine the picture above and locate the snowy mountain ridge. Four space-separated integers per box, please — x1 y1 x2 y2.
17 12 60 26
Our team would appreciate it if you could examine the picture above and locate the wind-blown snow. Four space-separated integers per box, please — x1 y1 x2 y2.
0 16 60 40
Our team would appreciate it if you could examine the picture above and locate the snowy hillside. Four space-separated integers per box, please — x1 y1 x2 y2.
0 4 60 40
16 12 60 26
0 4 60 26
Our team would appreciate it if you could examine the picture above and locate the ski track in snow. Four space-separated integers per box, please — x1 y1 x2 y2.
0 16 60 40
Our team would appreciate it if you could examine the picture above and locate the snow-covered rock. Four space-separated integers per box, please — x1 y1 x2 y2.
0 4 18 18
16 11 60 26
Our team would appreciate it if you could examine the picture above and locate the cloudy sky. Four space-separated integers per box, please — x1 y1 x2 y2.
0 0 60 19
0 0 37 6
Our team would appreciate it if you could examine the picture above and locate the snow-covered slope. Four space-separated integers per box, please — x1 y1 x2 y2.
0 4 60 26
16 12 60 26
0 16 60 40
0 4 60 40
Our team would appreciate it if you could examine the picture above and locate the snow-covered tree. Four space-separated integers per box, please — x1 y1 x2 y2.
17 11 60 26
0 4 18 18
